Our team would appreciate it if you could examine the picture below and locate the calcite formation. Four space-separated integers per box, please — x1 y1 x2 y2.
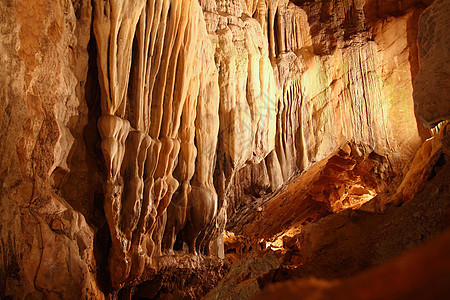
207 123 450 300
0 0 448 298
218 0 428 218
90 0 427 288
92 0 221 288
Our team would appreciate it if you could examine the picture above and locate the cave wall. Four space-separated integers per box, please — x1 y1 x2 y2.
0 0 102 298
212 0 431 216
0 0 443 298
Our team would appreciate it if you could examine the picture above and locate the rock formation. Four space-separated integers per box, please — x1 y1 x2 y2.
0 0 448 298
255 228 450 300
92 0 221 288
413 0 450 126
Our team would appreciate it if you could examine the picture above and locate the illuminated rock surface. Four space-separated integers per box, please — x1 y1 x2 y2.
207 124 450 299
0 0 448 298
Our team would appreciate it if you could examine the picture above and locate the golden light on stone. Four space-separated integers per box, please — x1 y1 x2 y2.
1 0 449 298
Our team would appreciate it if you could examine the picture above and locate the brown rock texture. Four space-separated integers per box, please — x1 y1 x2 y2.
255 228 450 300
0 0 103 298
413 0 450 127
0 0 448 298
206 123 450 300
219 0 429 220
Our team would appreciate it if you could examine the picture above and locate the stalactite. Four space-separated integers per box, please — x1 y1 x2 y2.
93 0 220 289
89 0 426 292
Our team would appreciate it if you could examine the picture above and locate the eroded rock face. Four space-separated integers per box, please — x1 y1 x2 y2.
413 0 450 127
0 0 102 298
91 0 221 289
0 0 446 298
90 0 428 291
216 0 428 219
207 123 450 300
